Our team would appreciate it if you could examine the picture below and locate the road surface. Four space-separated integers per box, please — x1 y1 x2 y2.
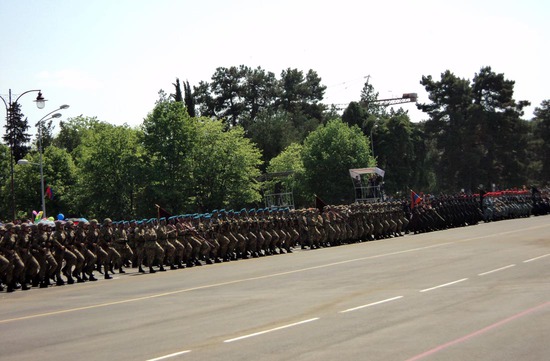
1 215 549 361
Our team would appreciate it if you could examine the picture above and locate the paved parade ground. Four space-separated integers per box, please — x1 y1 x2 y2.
1 215 549 361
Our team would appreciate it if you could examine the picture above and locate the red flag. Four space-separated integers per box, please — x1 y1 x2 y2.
314 195 327 213
155 204 172 219
411 190 422 209
45 186 53 200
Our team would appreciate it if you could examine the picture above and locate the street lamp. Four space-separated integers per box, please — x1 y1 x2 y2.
370 124 378 159
0 89 46 220
19 108 67 218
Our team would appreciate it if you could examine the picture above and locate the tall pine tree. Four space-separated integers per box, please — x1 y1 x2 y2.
3 102 31 161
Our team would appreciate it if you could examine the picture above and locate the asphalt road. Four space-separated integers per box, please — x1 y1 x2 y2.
1 215 549 361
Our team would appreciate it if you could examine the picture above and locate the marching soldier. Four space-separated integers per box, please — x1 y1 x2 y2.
16 223 40 288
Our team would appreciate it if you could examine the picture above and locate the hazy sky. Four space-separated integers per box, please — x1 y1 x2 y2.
1 0 548 131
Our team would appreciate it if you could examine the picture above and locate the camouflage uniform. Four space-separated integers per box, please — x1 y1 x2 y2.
114 222 134 273
144 221 165 273
156 218 176 268
65 221 86 282
16 223 40 288
75 221 97 281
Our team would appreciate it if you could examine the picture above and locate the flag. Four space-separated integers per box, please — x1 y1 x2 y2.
155 204 172 219
314 194 327 213
411 190 422 209
45 186 53 200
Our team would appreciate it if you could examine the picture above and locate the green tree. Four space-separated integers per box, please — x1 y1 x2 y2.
247 110 301 167
277 68 327 122
194 65 249 127
301 119 374 204
342 101 367 129
533 100 550 182
189 119 262 211
13 146 77 219
141 94 198 213
53 116 102 156
418 70 478 192
0 144 12 220
470 66 530 188
3 102 31 162
266 142 308 207
73 122 145 219
184 80 196 117
419 67 530 192
359 80 384 118
372 110 417 195
171 78 184 102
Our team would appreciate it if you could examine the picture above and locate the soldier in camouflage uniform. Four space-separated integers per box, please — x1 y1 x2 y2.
114 221 133 273
134 220 147 273
0 223 24 292
167 217 186 268
16 223 40 288
156 217 176 269
64 221 85 283
75 221 97 281
145 220 165 273
31 222 57 287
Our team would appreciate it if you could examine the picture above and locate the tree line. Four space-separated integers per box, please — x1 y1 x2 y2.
1 65 549 220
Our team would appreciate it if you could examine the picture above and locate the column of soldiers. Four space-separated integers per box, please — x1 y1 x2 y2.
1 192 545 293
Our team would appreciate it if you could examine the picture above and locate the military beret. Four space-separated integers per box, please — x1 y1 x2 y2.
159 217 166 222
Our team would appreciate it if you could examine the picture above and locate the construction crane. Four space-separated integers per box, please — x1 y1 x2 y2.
331 93 417 111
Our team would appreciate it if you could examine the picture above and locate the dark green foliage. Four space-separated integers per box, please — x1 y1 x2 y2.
3 102 31 162
532 100 550 183
418 66 530 192
301 119 374 205
184 80 196 117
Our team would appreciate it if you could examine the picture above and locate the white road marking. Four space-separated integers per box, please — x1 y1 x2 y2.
224 318 319 343
420 278 468 293
523 253 550 263
478 264 516 276
340 296 404 313
146 350 191 361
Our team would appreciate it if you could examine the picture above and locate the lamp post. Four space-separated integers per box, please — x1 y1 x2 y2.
0 89 46 220
370 124 378 159
18 105 68 218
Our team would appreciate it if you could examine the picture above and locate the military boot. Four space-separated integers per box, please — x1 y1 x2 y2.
66 274 75 284
149 266 156 273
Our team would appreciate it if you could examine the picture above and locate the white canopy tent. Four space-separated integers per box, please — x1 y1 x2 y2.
349 167 385 202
